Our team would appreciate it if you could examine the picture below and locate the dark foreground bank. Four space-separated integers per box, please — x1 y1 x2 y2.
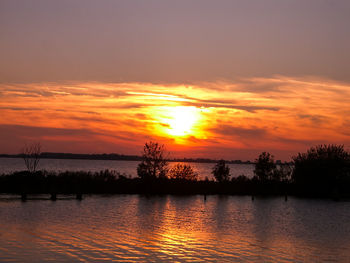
1 170 349 198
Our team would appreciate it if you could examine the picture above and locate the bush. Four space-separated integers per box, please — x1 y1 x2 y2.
292 144 350 193
168 163 198 181
232 174 249 183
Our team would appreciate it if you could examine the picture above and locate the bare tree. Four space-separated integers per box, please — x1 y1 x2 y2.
137 141 168 179
21 142 42 173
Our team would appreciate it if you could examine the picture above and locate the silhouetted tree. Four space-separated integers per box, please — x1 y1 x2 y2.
137 141 168 179
212 159 230 182
254 152 276 181
292 144 350 192
272 163 292 182
21 142 42 173
271 163 292 182
168 163 198 181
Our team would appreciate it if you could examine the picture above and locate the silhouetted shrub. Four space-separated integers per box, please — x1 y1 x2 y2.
212 159 230 182
137 141 168 180
292 144 350 194
254 152 276 181
168 163 198 181
232 174 249 183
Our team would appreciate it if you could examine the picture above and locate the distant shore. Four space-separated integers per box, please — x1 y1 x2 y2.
0 153 256 164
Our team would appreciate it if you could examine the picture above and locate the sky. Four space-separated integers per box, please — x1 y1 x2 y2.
0 0 350 160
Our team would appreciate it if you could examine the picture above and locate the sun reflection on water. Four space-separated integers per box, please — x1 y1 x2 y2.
1 195 350 262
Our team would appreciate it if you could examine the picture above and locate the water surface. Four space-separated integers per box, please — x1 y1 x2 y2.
0 195 349 262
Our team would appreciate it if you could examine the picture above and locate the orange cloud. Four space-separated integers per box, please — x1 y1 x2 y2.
0 77 349 160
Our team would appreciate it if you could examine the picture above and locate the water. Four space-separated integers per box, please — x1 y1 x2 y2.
0 195 349 262
0 158 254 179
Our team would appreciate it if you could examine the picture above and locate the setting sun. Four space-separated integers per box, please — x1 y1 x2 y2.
156 106 202 138
167 106 199 136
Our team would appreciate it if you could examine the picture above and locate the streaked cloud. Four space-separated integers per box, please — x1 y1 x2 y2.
0 76 349 160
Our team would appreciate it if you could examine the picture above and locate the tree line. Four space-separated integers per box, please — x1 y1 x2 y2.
0 141 349 197
135 141 350 196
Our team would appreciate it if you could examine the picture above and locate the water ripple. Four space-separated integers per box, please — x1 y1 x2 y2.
0 195 350 262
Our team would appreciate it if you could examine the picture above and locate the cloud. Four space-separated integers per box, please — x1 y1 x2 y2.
0 76 349 159
0 124 101 139
184 101 280 112
210 124 268 139
0 124 145 152
297 114 326 125
0 106 43 111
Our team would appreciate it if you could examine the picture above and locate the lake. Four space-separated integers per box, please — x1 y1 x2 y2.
0 158 255 180
0 195 349 262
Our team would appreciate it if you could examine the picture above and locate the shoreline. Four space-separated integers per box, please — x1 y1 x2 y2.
1 170 349 199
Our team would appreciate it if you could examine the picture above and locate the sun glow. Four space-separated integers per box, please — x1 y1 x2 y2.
156 106 202 138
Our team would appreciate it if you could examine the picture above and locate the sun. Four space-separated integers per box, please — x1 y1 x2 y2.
167 106 199 136
156 106 202 138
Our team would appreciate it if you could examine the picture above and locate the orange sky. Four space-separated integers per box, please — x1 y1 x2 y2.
1 76 349 160
1 1 350 161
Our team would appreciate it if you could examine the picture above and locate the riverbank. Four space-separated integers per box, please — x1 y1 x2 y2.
1 170 349 198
